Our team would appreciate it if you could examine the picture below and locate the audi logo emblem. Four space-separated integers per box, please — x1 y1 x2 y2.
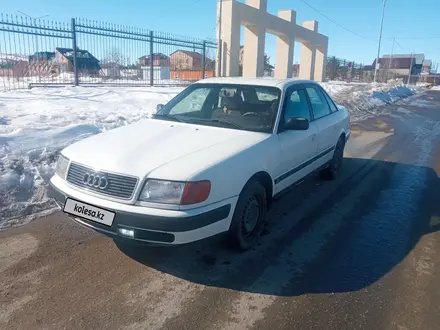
83 172 109 190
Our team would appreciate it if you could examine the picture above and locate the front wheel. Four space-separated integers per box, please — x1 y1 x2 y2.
228 181 267 251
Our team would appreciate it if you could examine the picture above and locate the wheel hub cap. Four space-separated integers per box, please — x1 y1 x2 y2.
243 197 260 233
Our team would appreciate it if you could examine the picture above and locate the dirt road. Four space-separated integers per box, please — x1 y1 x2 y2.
1 91 440 330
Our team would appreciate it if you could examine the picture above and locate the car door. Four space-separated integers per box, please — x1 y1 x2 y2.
304 84 339 169
275 85 319 194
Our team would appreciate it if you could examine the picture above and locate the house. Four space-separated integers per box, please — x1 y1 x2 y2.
101 62 121 78
170 69 215 81
381 53 424 75
170 50 204 70
169 49 215 81
141 66 171 81
372 57 413 76
28 51 55 63
139 53 169 67
422 60 432 74
0 53 29 77
55 47 100 74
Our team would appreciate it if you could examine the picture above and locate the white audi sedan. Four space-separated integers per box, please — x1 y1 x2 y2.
50 77 350 250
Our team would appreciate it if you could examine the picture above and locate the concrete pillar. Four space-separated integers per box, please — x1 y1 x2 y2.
216 0 241 77
243 25 266 77
246 0 267 11
299 20 318 80
314 43 328 82
274 10 296 79
242 0 267 77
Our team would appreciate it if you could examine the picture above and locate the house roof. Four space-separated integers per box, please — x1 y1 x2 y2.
56 48 99 61
55 47 100 70
382 53 424 65
28 51 55 61
169 50 203 59
139 53 169 60
373 57 413 69
423 60 432 66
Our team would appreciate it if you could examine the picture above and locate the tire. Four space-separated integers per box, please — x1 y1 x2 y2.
320 137 345 180
228 181 267 251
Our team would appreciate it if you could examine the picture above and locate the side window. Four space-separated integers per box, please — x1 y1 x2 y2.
321 88 338 112
306 85 331 119
283 89 311 122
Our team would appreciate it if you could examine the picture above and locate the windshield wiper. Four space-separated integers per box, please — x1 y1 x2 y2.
209 118 245 130
187 117 244 129
153 113 184 123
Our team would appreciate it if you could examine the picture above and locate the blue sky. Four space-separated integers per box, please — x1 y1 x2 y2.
3 0 439 68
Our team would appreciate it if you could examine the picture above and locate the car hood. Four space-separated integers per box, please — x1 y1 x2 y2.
62 118 268 180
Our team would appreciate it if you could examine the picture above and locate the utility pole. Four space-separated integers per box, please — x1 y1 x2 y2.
407 52 413 85
386 36 395 82
373 0 387 83
217 0 223 77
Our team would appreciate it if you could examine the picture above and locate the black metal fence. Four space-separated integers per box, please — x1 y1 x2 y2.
2 12 391 92
0 13 217 91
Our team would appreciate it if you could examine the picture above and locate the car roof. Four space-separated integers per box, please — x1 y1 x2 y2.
196 77 319 89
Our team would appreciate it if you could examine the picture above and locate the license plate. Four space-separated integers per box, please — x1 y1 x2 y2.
63 198 115 226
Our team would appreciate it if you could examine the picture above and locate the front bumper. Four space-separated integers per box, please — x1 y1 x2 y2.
49 177 235 245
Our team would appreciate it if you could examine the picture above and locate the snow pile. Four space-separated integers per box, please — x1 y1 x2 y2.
0 81 424 229
430 85 440 91
322 81 422 121
0 87 180 228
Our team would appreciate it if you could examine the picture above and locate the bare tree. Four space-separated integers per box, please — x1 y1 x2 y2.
103 47 129 66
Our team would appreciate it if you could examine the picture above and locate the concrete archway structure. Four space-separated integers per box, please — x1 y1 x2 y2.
216 0 329 81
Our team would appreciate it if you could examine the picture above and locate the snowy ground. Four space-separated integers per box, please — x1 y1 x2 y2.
0 81 423 229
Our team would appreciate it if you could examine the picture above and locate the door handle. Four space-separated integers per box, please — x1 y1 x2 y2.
311 133 317 140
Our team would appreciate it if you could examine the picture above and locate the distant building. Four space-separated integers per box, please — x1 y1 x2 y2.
141 66 171 81
170 69 215 81
422 60 432 74
101 62 121 78
139 53 170 67
169 49 215 81
28 51 55 63
55 47 100 74
380 53 425 75
170 50 204 70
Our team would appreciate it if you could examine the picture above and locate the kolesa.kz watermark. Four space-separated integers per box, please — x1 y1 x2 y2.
74 203 104 220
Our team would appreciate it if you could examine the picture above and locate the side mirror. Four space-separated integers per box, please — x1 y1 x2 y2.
156 104 164 112
284 117 309 131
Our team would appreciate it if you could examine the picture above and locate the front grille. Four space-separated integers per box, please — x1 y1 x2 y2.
66 163 138 200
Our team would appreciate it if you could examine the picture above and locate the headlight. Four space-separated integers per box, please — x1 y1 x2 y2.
139 179 211 205
55 154 70 179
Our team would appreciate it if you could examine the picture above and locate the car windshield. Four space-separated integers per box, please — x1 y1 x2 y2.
155 83 281 133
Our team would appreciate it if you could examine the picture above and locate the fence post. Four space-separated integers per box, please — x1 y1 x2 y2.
149 31 154 87
71 18 79 86
202 41 206 80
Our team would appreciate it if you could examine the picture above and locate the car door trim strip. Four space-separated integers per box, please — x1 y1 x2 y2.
274 145 336 185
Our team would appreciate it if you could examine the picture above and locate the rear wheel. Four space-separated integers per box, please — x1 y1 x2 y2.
320 137 345 180
228 181 267 251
